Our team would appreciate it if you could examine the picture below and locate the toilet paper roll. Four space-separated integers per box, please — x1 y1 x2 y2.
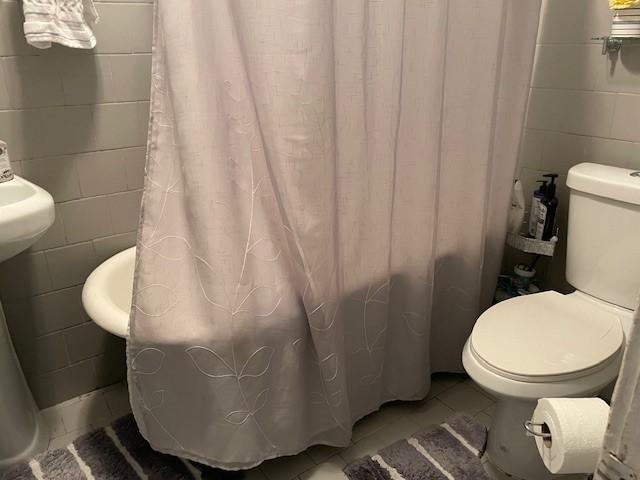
532 397 610 474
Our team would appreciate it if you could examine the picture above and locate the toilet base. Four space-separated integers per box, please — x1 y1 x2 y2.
486 396 588 480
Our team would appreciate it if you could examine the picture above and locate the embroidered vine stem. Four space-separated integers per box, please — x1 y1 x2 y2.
229 155 276 450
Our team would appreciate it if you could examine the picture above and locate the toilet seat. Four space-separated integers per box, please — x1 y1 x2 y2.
469 291 624 383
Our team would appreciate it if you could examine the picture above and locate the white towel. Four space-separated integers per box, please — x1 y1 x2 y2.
23 0 99 50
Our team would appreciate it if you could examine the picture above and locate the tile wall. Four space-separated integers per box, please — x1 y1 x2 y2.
504 0 640 291
2 0 640 408
0 0 152 407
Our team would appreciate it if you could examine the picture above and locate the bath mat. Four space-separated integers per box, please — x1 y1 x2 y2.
343 413 489 480
0 414 246 479
2 413 487 479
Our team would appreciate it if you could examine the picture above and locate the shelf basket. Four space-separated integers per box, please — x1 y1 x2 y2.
506 233 557 257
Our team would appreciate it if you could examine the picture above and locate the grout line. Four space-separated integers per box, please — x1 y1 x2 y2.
27 354 115 379
0 51 152 59
43 382 128 443
102 389 115 419
0 99 150 113
535 41 611 46
525 127 640 145
0 52 152 60
14 145 147 165
529 86 633 96
32 320 93 340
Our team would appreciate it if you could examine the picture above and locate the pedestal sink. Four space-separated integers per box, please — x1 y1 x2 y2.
0 175 55 469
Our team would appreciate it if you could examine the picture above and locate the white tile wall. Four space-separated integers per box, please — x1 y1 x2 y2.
0 0 152 407
506 0 640 292
1 0 637 409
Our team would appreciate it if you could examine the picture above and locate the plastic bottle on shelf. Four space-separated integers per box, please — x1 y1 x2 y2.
528 180 547 237
535 174 558 241
0 140 14 183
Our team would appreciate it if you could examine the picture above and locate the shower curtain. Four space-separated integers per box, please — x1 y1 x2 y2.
595 302 640 479
129 0 540 469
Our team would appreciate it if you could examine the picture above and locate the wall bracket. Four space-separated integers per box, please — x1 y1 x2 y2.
593 36 624 55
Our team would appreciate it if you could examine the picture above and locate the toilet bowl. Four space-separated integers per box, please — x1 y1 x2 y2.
463 163 640 480
463 291 630 480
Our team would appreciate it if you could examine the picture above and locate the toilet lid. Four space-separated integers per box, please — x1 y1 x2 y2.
470 291 624 381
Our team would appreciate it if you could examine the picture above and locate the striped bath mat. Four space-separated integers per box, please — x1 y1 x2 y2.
343 413 489 480
0 415 245 479
2 413 487 479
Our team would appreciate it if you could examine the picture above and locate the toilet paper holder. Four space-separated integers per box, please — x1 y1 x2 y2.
524 420 552 438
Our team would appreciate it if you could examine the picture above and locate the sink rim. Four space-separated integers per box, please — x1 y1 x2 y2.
0 175 55 246
0 179 37 207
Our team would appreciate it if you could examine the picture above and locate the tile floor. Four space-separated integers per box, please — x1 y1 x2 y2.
41 381 132 451
40 373 498 480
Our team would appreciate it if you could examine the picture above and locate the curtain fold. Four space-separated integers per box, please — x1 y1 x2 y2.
595 301 640 479
128 0 540 469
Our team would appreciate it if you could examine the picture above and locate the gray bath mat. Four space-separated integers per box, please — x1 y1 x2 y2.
0 414 245 479
343 413 489 480
2 413 487 479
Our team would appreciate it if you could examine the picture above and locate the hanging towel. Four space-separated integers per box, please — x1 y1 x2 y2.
610 0 640 9
23 0 99 49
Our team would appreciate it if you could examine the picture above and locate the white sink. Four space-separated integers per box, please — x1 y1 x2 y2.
0 175 54 469
0 175 55 262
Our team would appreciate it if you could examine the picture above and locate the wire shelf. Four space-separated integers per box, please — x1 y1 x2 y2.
506 233 557 257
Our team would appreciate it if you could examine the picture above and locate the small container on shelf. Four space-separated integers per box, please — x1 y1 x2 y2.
513 264 536 290
611 7 640 38
494 269 541 304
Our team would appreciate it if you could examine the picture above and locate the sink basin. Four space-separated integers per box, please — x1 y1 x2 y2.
0 175 54 469
0 175 55 262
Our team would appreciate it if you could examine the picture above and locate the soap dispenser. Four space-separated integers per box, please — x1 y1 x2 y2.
535 173 558 241
527 180 547 237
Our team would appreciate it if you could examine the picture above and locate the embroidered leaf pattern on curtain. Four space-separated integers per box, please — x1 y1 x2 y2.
128 0 540 469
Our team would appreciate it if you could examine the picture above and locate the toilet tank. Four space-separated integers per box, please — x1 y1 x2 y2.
566 163 640 310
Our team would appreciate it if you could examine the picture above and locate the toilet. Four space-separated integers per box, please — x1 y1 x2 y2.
463 163 640 480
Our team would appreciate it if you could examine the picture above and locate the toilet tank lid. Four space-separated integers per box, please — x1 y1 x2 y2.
567 163 640 206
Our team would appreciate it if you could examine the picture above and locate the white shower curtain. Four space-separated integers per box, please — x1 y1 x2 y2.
129 0 540 469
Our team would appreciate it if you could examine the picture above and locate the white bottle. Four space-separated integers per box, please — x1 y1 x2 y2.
0 140 14 183
527 180 546 237
535 203 548 240
507 180 526 234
